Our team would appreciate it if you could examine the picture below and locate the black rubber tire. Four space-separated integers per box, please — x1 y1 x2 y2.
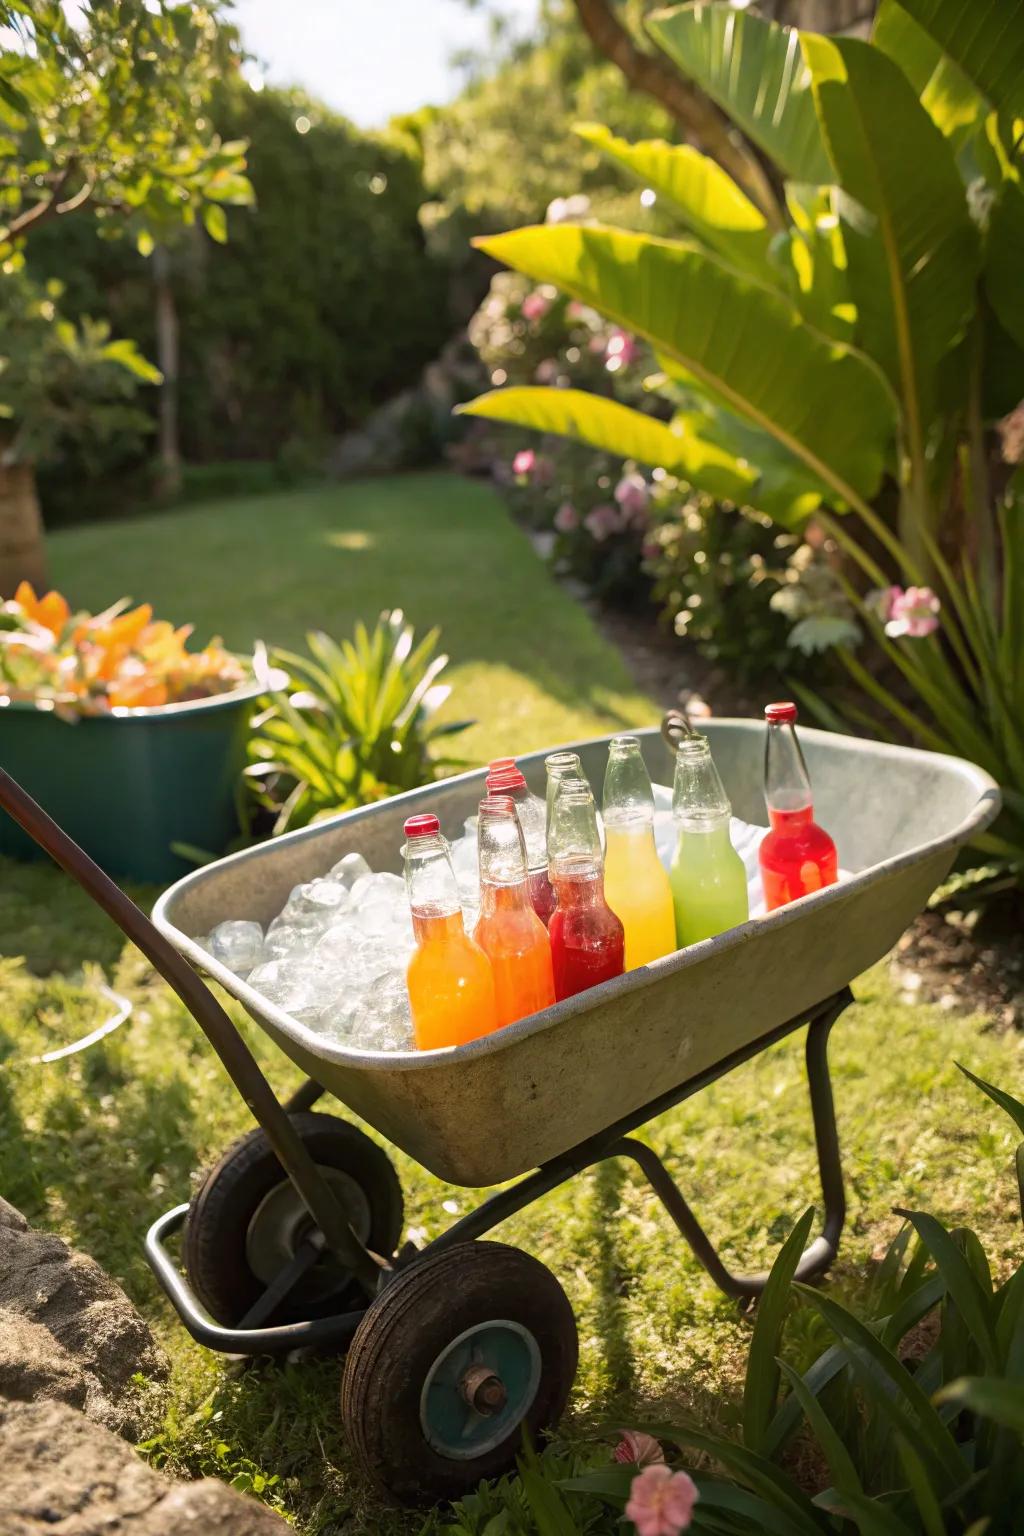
341 1240 578 1505
183 1111 403 1327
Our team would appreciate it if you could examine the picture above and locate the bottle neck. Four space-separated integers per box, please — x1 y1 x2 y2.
768 803 814 834
479 879 533 917
405 836 463 929
550 860 605 906
677 811 733 842
764 721 813 815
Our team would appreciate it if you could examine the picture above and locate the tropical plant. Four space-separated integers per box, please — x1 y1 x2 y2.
460 0 1024 873
246 610 473 834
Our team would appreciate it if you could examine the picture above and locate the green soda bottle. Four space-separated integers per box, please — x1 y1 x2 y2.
669 734 749 946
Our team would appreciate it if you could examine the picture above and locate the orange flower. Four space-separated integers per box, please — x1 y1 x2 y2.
108 677 169 709
13 581 70 639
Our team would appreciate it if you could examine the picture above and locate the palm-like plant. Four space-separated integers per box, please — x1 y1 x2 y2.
461 0 1024 871
247 610 472 833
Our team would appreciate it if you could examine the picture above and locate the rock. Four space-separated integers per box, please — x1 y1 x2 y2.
0 1216 167 1434
0 1195 29 1231
0 1308 89 1412
1 1398 291 1535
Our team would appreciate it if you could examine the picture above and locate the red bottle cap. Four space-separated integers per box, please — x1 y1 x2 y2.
404 813 440 838
488 756 516 773
765 701 798 724
486 767 527 792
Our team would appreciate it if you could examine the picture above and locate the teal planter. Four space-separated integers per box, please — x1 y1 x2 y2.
0 684 261 883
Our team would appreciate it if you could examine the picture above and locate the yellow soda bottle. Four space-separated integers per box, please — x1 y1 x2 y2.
601 736 676 969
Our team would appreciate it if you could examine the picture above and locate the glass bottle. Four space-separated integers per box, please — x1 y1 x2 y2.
670 736 749 946
547 777 624 1000
403 813 497 1049
485 763 555 925
544 750 583 840
759 702 838 910
473 796 555 1027
601 736 676 969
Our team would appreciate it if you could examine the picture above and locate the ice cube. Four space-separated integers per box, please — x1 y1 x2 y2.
205 920 264 977
349 871 405 905
247 960 316 1014
263 919 316 961
350 969 414 1051
329 851 373 888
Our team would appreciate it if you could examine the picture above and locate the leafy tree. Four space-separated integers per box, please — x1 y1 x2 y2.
0 0 252 593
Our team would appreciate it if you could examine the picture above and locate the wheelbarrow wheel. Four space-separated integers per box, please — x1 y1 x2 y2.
184 1111 403 1327
341 1240 578 1504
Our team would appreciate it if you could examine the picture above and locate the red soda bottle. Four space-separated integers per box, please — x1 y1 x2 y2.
485 762 556 925
758 703 838 911
547 776 624 1000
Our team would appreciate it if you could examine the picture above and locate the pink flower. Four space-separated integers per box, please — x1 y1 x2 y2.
584 502 621 542
554 501 579 532
884 585 941 639
521 291 551 322
512 449 536 477
605 328 639 371
614 1430 665 1467
865 585 902 623
534 357 560 384
625 1465 699 1536
615 472 649 522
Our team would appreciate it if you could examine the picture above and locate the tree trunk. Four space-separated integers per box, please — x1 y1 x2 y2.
153 244 182 501
0 462 47 597
763 0 875 34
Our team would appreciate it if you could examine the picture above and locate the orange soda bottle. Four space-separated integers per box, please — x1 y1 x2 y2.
403 813 498 1049
473 795 556 1027
758 702 838 910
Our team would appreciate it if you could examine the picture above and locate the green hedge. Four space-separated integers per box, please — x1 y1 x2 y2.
27 84 451 523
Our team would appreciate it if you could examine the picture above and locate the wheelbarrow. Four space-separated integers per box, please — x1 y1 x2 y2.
0 721 1000 1505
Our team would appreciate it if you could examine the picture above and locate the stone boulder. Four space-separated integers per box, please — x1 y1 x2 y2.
1 1398 291 1535
0 1201 167 1435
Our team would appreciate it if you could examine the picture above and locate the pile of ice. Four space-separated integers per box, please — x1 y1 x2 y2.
200 821 483 1054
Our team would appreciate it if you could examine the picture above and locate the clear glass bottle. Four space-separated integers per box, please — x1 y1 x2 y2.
601 736 676 969
759 702 838 910
547 777 624 1000
403 813 497 1049
473 796 555 1027
485 763 555 925
670 736 749 945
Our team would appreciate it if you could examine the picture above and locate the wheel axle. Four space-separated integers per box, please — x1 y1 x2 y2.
460 1363 507 1416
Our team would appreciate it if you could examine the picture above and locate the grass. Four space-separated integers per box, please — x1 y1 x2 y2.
3 472 1023 1530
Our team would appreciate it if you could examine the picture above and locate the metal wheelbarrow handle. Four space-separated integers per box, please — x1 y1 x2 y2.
0 765 382 1293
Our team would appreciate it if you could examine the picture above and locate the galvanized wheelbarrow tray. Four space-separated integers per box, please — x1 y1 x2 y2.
0 721 1000 1505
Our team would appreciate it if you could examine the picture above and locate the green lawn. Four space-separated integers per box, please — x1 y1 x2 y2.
3 473 1022 1533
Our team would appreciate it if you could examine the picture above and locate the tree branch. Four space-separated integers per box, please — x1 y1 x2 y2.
2 157 79 241
571 0 786 229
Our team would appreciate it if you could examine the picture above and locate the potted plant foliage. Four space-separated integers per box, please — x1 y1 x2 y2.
0 583 259 881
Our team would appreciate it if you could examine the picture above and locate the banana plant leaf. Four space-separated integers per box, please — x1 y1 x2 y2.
802 33 980 469
897 0 1024 119
470 224 896 519
646 2 832 185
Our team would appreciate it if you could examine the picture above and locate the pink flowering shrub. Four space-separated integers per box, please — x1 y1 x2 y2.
868 584 941 638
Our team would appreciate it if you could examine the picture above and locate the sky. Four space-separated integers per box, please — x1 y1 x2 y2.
230 0 541 128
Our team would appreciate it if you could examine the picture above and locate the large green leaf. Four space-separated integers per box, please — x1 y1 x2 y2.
574 122 772 278
646 3 832 185
471 224 896 519
457 385 757 502
985 178 1024 353
872 0 986 148
784 183 854 344
803 34 980 487
898 0 1024 120
743 1208 815 1454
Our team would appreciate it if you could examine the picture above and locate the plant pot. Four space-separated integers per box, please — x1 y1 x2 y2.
0 461 47 597
0 683 262 884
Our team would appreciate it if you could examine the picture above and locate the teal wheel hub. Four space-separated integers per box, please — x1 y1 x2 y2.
419 1319 542 1458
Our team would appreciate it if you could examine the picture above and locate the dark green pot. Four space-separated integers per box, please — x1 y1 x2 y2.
0 684 261 883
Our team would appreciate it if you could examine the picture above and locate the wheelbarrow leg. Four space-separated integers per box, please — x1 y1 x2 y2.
610 990 849 1303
